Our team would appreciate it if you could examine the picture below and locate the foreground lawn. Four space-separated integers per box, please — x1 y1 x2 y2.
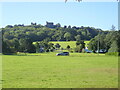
2 53 118 88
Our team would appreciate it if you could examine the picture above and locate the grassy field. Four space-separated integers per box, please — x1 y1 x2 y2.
33 41 90 49
2 52 118 88
50 41 89 49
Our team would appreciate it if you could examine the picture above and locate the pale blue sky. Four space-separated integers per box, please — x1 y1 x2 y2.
0 2 118 30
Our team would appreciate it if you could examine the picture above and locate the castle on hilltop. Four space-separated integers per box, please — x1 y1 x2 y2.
45 21 61 28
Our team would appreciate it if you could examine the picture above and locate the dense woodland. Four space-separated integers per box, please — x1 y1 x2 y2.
89 31 120 55
2 23 102 41
1 22 120 55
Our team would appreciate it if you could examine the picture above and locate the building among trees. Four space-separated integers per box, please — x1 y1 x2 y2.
46 21 55 28
45 21 61 28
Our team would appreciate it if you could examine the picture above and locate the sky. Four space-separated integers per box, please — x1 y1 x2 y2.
0 0 118 2
0 1 118 30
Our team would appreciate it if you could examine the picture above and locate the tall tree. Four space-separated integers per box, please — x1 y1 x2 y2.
75 40 85 53
2 41 12 54
75 35 81 41
19 38 36 53
108 40 118 53
88 38 98 53
111 25 116 31
34 42 40 53
64 32 71 41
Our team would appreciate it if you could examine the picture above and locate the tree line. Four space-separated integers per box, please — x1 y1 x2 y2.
1 22 119 55
88 30 120 55
2 23 102 42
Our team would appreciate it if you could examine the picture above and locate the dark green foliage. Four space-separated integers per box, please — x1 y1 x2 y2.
48 43 55 52
66 45 70 49
2 23 102 42
19 38 36 53
80 42 85 49
116 30 120 56
11 38 20 52
34 42 40 53
75 35 81 41
2 38 36 54
2 40 12 54
88 31 120 55
88 38 98 53
75 40 85 53
64 32 72 41
34 41 55 53
76 40 85 46
55 43 61 49
105 52 119 56
1 22 111 54
74 45 81 52
108 41 118 53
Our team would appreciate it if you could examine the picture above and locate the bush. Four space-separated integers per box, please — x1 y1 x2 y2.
105 52 119 56
61 47 64 50
70 51 73 53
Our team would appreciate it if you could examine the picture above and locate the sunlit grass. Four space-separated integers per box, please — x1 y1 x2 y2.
50 41 89 49
2 53 118 88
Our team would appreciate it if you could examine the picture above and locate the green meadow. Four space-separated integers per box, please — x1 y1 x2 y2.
51 41 89 49
34 41 90 49
2 53 118 88
50 41 77 49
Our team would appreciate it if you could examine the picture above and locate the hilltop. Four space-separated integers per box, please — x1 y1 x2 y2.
2 21 108 42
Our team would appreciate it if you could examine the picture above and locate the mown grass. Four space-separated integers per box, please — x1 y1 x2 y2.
2 53 118 88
